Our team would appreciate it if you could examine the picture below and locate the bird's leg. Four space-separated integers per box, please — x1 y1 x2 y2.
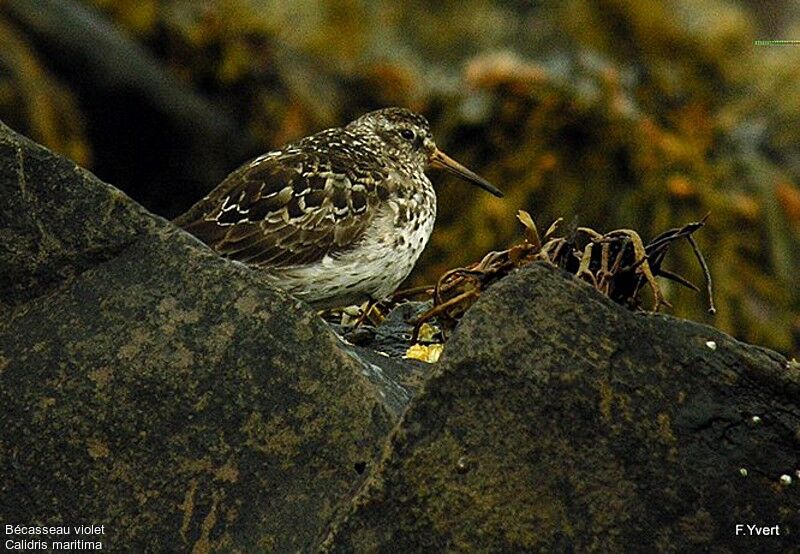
353 297 385 328
367 302 386 326
352 300 372 328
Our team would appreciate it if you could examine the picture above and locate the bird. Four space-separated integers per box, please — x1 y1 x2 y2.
174 107 502 309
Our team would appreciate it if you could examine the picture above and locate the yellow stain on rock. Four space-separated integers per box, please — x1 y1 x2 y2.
88 366 112 388
87 438 110 459
657 412 677 445
179 479 198 544
191 492 219 554
215 460 239 483
598 380 614 423
597 379 633 424
234 290 261 315
39 397 56 410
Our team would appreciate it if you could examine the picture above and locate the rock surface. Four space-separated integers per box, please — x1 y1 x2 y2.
324 263 800 552
2 120 799 552
0 121 411 552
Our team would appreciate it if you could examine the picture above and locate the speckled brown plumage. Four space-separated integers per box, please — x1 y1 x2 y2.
175 107 502 308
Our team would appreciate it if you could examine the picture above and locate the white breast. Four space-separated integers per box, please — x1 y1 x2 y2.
264 187 436 308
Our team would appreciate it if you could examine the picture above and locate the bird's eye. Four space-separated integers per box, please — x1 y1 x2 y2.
399 128 416 141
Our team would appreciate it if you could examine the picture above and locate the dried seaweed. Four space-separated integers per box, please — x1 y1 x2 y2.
394 211 714 341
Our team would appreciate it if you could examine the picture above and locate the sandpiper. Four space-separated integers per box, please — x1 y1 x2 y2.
175 107 502 308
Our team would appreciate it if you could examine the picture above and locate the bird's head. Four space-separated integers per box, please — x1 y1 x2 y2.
347 107 503 198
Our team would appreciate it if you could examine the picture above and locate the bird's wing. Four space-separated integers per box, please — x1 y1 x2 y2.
177 147 392 268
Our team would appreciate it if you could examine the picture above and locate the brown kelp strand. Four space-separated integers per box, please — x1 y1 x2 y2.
397 211 714 341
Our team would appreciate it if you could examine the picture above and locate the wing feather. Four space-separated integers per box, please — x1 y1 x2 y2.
176 132 389 268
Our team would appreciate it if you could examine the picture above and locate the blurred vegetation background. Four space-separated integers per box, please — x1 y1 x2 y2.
2 0 799 355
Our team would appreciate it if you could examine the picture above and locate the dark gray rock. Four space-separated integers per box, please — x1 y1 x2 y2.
329 300 437 400
0 120 406 552
324 263 800 552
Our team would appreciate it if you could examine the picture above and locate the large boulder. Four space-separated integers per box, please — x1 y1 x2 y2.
323 266 800 552
0 120 406 552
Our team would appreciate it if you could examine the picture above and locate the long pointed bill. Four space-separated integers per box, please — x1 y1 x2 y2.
429 148 503 198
